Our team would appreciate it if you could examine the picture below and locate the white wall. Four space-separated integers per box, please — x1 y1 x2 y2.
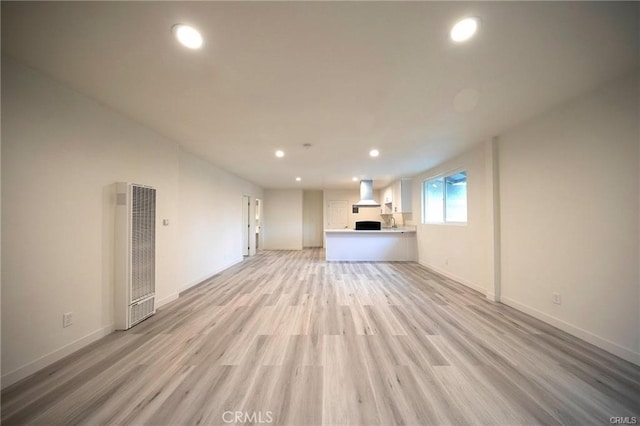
323 189 383 230
177 151 263 291
1 58 263 387
303 190 323 248
410 73 639 364
262 189 303 250
499 72 639 363
411 143 492 294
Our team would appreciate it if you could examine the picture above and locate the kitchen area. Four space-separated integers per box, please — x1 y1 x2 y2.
261 179 417 259
324 179 417 261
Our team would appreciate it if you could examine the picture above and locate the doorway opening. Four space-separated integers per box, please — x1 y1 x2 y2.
242 195 251 256
255 198 262 251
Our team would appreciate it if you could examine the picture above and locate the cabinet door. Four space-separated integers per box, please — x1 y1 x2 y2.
389 179 413 213
399 179 412 213
384 186 393 204
380 186 392 214
392 181 401 213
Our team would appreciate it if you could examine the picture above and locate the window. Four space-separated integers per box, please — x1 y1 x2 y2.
424 177 444 223
423 171 467 223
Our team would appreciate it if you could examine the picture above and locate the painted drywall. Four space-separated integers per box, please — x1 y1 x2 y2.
499 72 639 363
262 189 303 250
303 190 323 248
177 150 263 291
1 58 263 387
323 189 384 230
411 143 491 294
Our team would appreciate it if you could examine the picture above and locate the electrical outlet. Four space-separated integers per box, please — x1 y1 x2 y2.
63 312 74 328
552 293 561 305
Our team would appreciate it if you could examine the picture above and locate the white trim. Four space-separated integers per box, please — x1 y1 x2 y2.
423 222 468 227
156 292 179 308
421 169 468 225
178 257 243 294
422 166 467 184
1 258 247 390
1 324 114 389
501 296 640 367
418 260 486 295
486 292 499 302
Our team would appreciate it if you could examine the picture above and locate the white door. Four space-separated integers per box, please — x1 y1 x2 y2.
328 200 349 229
242 195 250 256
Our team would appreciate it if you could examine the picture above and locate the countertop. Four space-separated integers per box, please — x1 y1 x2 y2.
325 228 416 234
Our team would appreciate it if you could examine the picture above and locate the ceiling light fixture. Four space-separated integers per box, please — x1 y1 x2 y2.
296 177 302 182
352 177 358 182
450 17 478 43
369 149 380 157
275 150 285 158
172 24 203 49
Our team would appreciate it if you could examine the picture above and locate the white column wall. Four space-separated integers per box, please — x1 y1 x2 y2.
499 73 639 363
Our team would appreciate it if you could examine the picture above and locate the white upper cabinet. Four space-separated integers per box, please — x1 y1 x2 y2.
392 179 412 213
381 185 393 214
383 186 393 204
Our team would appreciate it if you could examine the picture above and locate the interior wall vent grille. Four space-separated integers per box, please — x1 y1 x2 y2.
130 296 155 326
115 182 156 330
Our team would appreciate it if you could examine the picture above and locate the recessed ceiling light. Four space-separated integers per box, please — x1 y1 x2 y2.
275 150 285 158
172 24 203 49
352 177 358 182
295 177 301 182
450 17 478 43
369 149 380 157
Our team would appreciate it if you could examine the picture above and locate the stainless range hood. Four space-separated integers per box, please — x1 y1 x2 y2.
354 179 380 207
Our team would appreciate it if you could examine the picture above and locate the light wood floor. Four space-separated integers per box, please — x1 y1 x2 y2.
3 249 640 425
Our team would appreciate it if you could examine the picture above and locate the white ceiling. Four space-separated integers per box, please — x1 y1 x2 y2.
2 2 638 189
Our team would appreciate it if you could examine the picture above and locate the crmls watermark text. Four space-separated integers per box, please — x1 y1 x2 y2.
611 417 638 425
222 411 273 424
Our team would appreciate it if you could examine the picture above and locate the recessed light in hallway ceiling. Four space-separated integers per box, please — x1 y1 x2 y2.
369 149 380 158
172 24 203 49
450 17 479 43
275 150 285 158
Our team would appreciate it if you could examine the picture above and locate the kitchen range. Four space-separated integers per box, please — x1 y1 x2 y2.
354 221 381 230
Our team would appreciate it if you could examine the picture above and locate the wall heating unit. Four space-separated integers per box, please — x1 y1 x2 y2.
115 182 156 330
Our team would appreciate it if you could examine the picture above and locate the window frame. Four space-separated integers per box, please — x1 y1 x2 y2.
422 169 468 225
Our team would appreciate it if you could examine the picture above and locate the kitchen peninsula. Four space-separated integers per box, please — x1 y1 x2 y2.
325 228 417 261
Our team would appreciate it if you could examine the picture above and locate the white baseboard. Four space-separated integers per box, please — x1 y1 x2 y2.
1 324 114 390
418 260 487 295
178 257 244 294
485 292 499 302
156 292 179 308
2 258 248 390
262 247 303 251
501 296 640 366
418 262 640 366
